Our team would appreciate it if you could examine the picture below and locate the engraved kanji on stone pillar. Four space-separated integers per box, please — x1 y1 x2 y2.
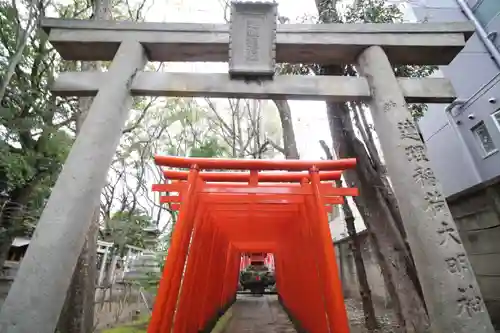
229 1 277 80
357 45 495 333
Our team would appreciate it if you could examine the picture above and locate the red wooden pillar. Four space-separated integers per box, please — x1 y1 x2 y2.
148 166 199 333
197 225 220 330
173 205 209 333
309 167 350 333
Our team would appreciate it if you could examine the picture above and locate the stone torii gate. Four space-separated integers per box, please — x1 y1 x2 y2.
0 2 495 333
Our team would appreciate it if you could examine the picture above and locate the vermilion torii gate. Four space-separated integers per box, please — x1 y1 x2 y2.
149 156 359 333
0 1 495 333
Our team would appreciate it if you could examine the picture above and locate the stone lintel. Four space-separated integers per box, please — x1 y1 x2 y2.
41 18 474 65
52 72 456 104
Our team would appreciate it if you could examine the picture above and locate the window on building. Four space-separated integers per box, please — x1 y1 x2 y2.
474 0 500 27
493 109 500 131
471 122 497 156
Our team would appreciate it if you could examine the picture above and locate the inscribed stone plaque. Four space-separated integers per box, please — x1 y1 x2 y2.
229 1 277 79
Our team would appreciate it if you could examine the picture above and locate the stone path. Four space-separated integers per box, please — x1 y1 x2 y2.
224 295 297 333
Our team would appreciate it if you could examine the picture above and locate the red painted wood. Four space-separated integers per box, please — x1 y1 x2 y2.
147 156 357 333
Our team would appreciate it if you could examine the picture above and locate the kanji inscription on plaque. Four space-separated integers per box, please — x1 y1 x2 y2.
229 1 277 79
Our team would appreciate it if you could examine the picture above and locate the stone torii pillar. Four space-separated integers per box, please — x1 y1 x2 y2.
0 41 147 333
0 3 481 333
357 45 495 333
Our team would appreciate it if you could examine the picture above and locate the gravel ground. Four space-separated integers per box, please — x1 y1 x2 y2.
224 296 399 333
345 298 400 333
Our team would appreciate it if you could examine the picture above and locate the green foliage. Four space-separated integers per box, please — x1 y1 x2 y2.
343 0 437 120
283 0 437 120
343 0 403 23
51 0 92 19
103 209 155 252
0 0 75 241
189 137 227 158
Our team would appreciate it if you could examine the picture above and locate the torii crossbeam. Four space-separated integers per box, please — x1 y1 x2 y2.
0 0 494 332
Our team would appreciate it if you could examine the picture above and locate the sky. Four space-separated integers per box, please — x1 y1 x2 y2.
46 0 420 241
140 0 419 164
150 0 333 161
132 0 422 240
141 0 365 239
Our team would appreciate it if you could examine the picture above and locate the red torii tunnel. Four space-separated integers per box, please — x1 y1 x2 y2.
148 156 359 333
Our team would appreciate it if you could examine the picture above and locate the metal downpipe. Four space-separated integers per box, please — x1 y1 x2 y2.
455 0 500 69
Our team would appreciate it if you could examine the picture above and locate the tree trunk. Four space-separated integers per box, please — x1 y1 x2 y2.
56 2 111 332
352 102 426 307
0 1 42 103
352 102 411 250
325 99 430 332
273 99 300 159
344 204 378 331
56 246 86 333
56 61 100 332
0 202 16 272
83 211 99 333
336 236 348 297
312 0 430 330
56 93 100 333
55 211 100 333
321 141 378 331
0 235 12 275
